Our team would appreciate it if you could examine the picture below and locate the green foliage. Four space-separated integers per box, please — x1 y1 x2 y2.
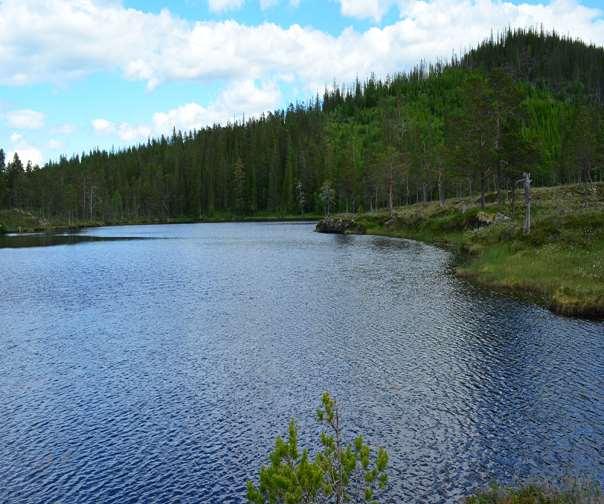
247 392 389 504
233 158 248 215
0 208 49 233
295 180 306 215
466 479 602 504
352 183 604 318
1 30 603 225
319 181 336 217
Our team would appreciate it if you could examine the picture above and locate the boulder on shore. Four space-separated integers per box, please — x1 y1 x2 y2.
476 211 511 227
315 216 366 234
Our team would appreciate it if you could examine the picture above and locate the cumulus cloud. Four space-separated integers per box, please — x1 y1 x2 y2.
48 139 64 149
2 0 603 157
4 109 45 129
92 118 152 141
52 123 75 135
338 0 402 21
155 80 280 131
209 0 290 12
8 132 43 165
208 0 245 12
116 123 153 142
260 0 279 9
92 118 114 134
93 80 281 142
10 132 24 144
0 0 601 90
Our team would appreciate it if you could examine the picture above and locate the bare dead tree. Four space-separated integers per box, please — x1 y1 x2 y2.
516 172 532 234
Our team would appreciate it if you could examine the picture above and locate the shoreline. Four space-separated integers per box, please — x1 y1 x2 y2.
3 185 603 320
0 213 322 234
316 183 604 321
363 225 603 321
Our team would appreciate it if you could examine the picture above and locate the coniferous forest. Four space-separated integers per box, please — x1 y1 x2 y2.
0 29 603 223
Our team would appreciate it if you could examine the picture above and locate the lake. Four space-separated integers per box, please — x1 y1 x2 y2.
1 222 602 503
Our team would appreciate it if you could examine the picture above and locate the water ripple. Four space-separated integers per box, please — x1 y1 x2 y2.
0 222 602 503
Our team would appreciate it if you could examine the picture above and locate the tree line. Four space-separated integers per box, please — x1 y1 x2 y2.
0 28 602 222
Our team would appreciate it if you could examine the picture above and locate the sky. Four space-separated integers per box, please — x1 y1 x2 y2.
0 0 603 166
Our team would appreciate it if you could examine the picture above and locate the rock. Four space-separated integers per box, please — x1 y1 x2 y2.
384 216 398 230
476 211 511 227
494 212 511 223
476 211 495 226
315 217 366 234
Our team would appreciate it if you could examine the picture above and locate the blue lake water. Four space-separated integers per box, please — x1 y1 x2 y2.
1 222 602 503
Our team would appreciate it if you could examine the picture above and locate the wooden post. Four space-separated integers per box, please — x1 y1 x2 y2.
388 161 394 217
522 172 531 234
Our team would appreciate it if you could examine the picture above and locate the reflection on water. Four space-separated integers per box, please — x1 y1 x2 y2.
0 222 602 503
0 233 148 248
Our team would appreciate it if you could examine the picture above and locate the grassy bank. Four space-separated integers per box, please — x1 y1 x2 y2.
0 209 320 234
348 183 604 319
466 479 602 503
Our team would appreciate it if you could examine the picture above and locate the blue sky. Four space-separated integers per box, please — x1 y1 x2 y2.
0 0 603 166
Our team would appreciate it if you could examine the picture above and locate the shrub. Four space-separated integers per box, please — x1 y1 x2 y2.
247 393 389 504
467 479 603 504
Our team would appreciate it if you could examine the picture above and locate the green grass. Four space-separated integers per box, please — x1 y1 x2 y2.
0 209 321 233
459 238 604 317
466 479 602 503
0 209 53 233
346 183 604 319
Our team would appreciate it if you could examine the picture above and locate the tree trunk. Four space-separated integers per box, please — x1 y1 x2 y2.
438 170 445 207
496 162 505 205
374 186 378 213
479 172 485 210
388 164 394 217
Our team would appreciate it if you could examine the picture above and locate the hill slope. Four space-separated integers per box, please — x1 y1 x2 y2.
0 29 603 225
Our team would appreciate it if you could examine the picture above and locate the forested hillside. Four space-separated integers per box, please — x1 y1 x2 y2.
0 29 602 224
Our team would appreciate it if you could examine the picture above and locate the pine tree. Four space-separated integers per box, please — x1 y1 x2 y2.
233 158 247 215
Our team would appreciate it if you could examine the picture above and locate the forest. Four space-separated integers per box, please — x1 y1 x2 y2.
0 28 603 224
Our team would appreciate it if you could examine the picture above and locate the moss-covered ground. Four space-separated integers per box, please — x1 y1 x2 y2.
351 183 604 319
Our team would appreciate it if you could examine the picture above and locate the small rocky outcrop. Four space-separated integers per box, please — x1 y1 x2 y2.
476 211 511 227
384 216 401 230
315 216 366 234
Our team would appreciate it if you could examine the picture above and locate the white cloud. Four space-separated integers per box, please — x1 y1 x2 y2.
48 139 64 149
52 123 75 135
116 123 152 141
10 132 23 144
155 79 280 131
92 118 152 141
8 147 43 166
0 0 601 91
260 0 279 9
8 132 43 165
208 0 245 12
92 118 115 134
94 79 281 143
338 0 402 21
209 0 284 12
5 109 45 129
